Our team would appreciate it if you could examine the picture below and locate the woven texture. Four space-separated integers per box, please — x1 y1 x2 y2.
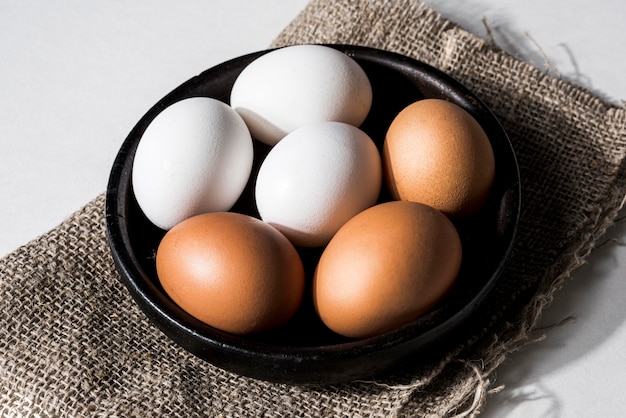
2 0 626 416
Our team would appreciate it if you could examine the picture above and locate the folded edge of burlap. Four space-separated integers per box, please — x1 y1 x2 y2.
1 1 625 417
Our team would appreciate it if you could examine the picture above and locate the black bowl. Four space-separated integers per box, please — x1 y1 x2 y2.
105 44 520 385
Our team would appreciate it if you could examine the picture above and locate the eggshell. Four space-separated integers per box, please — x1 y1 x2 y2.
255 121 382 247
313 200 462 339
383 99 495 218
156 212 305 335
230 44 373 145
132 97 254 230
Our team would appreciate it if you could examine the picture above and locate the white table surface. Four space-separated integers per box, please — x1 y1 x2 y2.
1 1 624 417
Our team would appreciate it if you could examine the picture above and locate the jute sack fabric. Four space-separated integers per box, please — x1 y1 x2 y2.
1 0 625 416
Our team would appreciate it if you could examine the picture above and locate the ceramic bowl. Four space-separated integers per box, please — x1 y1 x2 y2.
105 44 520 384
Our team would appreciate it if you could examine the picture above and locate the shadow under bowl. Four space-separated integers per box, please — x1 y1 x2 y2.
105 44 521 385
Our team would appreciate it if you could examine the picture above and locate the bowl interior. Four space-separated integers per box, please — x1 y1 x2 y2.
105 44 520 384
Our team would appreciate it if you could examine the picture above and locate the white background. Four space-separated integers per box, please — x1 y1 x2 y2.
1 1 624 416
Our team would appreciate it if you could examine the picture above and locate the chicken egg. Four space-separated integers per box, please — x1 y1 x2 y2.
383 99 495 218
230 44 372 145
313 200 462 339
255 121 382 247
132 97 254 230
156 212 305 335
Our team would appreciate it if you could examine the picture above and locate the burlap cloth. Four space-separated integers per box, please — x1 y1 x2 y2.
2 0 625 416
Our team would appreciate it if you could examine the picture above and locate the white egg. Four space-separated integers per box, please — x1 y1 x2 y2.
132 97 253 230
230 44 372 146
255 121 382 247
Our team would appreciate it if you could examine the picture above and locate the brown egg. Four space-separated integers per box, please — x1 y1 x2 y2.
313 200 462 339
156 212 305 335
383 98 495 218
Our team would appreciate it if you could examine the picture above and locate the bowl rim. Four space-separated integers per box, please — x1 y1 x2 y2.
105 43 521 384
